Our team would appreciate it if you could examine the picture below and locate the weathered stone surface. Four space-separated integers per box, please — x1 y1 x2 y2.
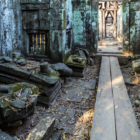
0 129 18 140
0 1 22 56
66 55 87 68
15 58 27 66
26 117 55 140
75 49 86 58
81 79 96 90
135 100 140 107
0 82 39 124
52 63 73 76
0 85 12 93
50 131 62 140
0 56 12 63
10 99 26 109
118 57 130 65
12 51 27 66
62 87 92 102
129 1 140 54
0 63 59 86
0 63 31 79
40 62 59 76
12 51 22 59
30 73 59 86
89 58 94 66
132 59 140 73
38 81 62 106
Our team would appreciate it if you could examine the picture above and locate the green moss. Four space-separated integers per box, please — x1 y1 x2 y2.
0 97 18 113
65 55 87 68
0 82 39 113
11 83 39 95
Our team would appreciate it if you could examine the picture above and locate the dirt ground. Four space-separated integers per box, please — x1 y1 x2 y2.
47 57 100 140
120 61 140 128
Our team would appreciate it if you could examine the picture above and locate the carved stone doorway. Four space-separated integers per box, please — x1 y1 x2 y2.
98 1 123 54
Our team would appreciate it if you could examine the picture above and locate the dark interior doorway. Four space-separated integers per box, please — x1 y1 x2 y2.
28 32 49 55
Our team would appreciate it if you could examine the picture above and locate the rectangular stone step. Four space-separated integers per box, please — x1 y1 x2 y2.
26 116 55 140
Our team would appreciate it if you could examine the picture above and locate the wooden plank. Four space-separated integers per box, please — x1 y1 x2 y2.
90 57 116 140
110 57 140 140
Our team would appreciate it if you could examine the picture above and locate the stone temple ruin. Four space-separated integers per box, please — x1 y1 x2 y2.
0 0 140 140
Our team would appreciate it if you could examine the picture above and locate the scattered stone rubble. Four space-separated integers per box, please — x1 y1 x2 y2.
0 129 18 140
26 117 55 140
132 59 140 73
65 55 87 77
120 57 140 129
0 82 39 126
0 50 94 139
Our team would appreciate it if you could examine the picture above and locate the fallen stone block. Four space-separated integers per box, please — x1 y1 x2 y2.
12 51 22 59
40 62 59 77
65 55 87 68
26 117 55 140
49 131 62 140
15 58 27 66
29 73 59 86
52 63 73 76
0 64 31 79
65 55 87 77
81 79 96 90
0 56 12 63
38 81 62 106
0 82 39 125
0 129 18 140
0 64 59 86
132 59 140 73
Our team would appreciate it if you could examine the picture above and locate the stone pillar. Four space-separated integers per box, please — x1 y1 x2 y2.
129 1 140 55
98 9 103 40
0 0 22 56
122 1 130 54
102 10 106 39
113 10 117 38
117 2 123 42
72 0 86 48
91 0 98 52
113 2 118 38
49 0 67 62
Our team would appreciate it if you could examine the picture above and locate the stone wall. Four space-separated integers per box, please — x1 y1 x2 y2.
117 2 123 42
21 0 50 55
21 0 73 62
72 0 98 52
130 1 140 55
91 0 98 51
0 0 140 58
49 0 66 61
123 0 140 55
0 0 22 56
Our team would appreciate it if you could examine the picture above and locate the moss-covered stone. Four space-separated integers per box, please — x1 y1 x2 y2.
65 55 87 68
0 82 39 124
132 59 140 73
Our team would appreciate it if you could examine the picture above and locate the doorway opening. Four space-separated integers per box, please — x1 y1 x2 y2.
98 1 123 53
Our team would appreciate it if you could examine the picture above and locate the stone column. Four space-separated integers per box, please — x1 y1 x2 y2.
122 1 130 54
113 9 117 38
0 0 22 56
49 0 67 62
102 10 106 39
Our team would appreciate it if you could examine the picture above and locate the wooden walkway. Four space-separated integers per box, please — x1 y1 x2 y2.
90 56 140 140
